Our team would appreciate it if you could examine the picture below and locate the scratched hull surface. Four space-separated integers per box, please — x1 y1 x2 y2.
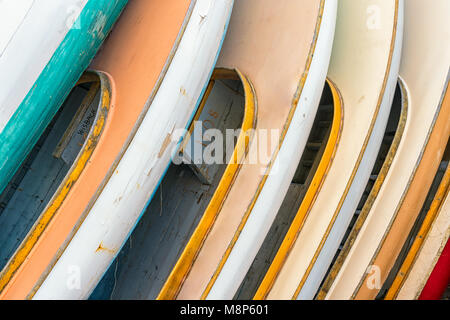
29 0 234 300
91 76 247 300
0 0 127 195
154 0 337 300
324 0 450 300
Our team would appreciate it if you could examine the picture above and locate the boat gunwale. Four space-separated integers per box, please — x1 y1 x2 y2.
276 0 402 300
30 0 237 300
157 67 257 300
198 0 333 299
0 0 127 196
254 77 344 300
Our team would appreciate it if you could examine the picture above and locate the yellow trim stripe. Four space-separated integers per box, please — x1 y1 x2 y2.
254 79 344 299
0 72 111 296
384 163 450 300
157 68 257 300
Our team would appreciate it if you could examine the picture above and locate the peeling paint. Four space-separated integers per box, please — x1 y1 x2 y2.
95 242 117 255
158 133 173 158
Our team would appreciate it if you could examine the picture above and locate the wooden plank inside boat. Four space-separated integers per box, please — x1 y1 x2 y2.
0 80 100 272
91 73 247 300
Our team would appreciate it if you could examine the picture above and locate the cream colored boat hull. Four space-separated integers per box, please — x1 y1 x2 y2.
324 0 450 300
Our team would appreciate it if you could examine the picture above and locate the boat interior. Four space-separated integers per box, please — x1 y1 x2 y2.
0 74 103 272
90 69 253 300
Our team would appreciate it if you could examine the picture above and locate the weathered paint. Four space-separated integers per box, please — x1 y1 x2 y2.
0 0 127 195
384 163 449 299
316 78 408 300
91 74 245 299
254 78 343 300
157 68 256 300
0 71 111 298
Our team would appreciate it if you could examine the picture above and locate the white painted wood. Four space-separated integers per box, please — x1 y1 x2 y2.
33 0 234 300
0 0 34 55
0 0 88 131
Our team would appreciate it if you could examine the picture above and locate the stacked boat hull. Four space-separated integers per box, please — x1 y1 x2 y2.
0 0 448 301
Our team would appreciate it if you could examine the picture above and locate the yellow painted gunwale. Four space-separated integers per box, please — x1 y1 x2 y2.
253 78 344 300
157 68 257 300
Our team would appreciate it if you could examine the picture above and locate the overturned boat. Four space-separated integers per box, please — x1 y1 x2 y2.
0 0 233 300
0 0 127 195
